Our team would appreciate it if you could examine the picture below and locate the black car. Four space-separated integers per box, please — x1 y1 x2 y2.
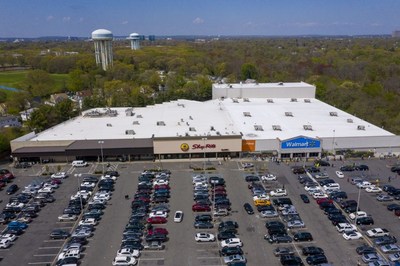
356 216 374 225
6 184 19 195
195 214 212 222
315 160 330 166
121 241 144 250
219 221 238 229
219 246 243 256
302 246 324 256
344 205 360 214
280 255 303 266
145 234 168 242
387 204 400 211
374 235 397 245
355 164 369 171
257 205 275 212
306 254 328 265
329 191 348 200
245 175 260 182
324 208 342 215
268 227 287 236
292 167 306 174
293 232 313 242
266 220 285 230
50 229 70 239
217 231 237 241
356 244 376 255
68 236 88 245
265 234 293 243
243 203 254 214
194 221 213 229
4 227 24 235
340 165 354 172
300 194 310 203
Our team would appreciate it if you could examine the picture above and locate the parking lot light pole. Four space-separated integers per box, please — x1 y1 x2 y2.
98 140 104 175
202 138 207 173
74 173 83 211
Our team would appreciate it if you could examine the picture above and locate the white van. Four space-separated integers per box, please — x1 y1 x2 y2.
336 223 356 233
72 160 88 167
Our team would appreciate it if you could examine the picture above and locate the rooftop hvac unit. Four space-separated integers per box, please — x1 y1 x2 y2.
254 125 264 131
132 121 140 125
216 131 221 136
232 98 239 103
243 98 250 102
357 125 365 130
156 121 166 126
329 112 338 116
210 126 215 131
106 123 112 127
347 119 353 123
290 98 297 102
125 130 135 135
304 99 311 103
243 112 251 117
272 125 282 131
177 103 185 107
137 115 143 118
303 125 313 131
267 99 274 103
285 112 293 117
189 127 196 132
185 132 190 137
189 116 193 120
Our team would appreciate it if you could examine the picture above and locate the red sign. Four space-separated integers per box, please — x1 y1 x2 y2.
192 144 216 150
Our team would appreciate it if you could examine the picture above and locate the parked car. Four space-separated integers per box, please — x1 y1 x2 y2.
293 232 313 242
174 211 183 222
220 238 243 248
195 232 215 242
219 246 243 257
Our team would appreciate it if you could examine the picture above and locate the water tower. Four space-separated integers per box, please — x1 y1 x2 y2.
91 29 113 71
127 33 140 50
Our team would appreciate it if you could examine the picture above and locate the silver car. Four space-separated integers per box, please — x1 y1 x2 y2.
380 244 400 253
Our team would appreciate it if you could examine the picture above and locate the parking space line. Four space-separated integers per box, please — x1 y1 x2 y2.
38 247 61 249
138 258 165 260
43 240 65 242
33 254 57 257
28 262 53 265
197 256 221 259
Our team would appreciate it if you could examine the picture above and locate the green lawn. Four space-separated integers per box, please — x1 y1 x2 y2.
0 71 70 92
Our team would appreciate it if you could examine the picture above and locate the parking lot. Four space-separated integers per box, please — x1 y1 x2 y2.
0 157 399 266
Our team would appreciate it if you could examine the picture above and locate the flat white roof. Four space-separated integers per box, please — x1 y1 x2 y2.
212 81 315 89
30 97 393 142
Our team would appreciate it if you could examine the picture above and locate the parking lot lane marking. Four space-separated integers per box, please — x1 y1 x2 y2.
138 258 165 261
141 250 166 253
38 247 62 249
197 256 221 259
28 262 53 265
43 240 65 242
34 254 57 257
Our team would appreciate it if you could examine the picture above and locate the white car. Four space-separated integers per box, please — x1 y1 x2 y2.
323 183 340 190
242 163 254 168
195 232 215 242
261 174 277 181
58 248 81 260
270 189 287 197
253 194 270 201
149 211 168 218
93 194 111 201
223 254 246 264
336 223 357 233
356 181 374 189
51 172 68 179
153 180 169 186
366 228 390 238
6 202 24 208
220 238 243 248
0 234 17 242
0 239 11 249
101 175 117 181
79 218 98 226
116 248 140 258
58 214 78 222
174 211 183 222
335 171 345 178
343 231 363 240
43 182 59 189
366 186 382 193
112 255 137 266
388 252 400 262
349 211 368 220
38 187 53 194
312 192 328 199
260 210 278 218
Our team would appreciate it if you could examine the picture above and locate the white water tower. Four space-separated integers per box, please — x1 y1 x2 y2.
127 33 140 50
91 29 113 71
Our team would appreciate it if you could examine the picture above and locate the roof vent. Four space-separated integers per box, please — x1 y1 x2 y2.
303 125 313 131
137 114 143 118
132 121 140 125
107 123 112 127
157 121 166 126
267 99 274 103
290 98 297 102
185 132 190 137
216 131 221 136
189 127 196 132
278 82 284 85
177 103 185 107
304 99 311 103
285 112 293 117
357 125 365 130
210 126 215 131
243 112 251 117
347 118 353 123
125 130 135 135
232 98 239 103
329 112 338 116
189 116 193 120
272 125 282 131
254 125 264 131
243 98 250 102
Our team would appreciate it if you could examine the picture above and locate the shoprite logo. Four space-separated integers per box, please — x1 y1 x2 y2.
180 143 189 152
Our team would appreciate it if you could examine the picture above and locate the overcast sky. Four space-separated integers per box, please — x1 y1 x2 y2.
1 0 399 37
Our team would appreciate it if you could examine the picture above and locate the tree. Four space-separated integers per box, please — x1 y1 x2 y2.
55 99 76 122
241 63 258 80
22 69 55 97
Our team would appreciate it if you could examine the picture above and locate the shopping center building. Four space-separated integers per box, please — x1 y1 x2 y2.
10 82 400 163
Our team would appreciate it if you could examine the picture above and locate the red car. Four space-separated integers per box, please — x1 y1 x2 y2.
192 204 211 212
51 179 62 185
213 190 227 195
148 228 168 235
316 198 333 205
154 184 170 190
0 181 6 188
147 217 167 224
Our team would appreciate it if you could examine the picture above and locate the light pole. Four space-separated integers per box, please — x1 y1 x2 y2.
98 140 104 175
74 173 83 211
332 129 336 157
202 138 207 173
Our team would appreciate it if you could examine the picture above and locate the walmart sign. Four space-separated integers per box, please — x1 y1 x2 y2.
281 136 320 149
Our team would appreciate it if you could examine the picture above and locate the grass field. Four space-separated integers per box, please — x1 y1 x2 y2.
0 71 69 92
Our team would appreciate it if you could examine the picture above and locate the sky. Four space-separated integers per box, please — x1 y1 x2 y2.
1 0 399 38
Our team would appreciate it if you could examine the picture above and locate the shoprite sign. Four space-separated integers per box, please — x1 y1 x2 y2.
281 136 320 149
180 143 216 152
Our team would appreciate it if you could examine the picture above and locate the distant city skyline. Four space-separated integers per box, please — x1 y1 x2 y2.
1 0 399 38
